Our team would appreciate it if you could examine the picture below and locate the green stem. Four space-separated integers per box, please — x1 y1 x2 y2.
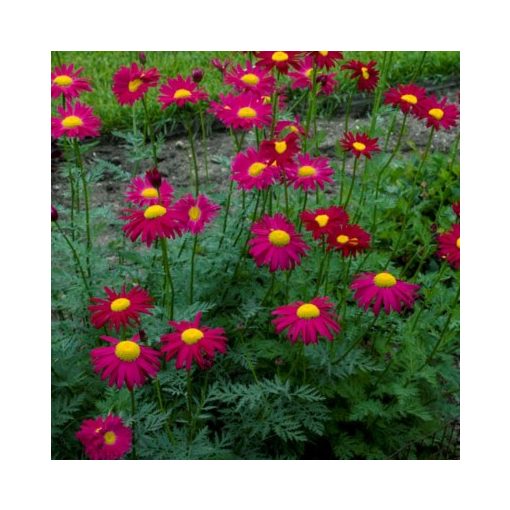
337 314 379 364
218 180 234 248
303 63 318 152
262 272 276 306
186 119 200 196
160 237 174 320
343 92 353 133
189 234 198 304
198 105 209 186
187 370 194 443
67 168 76 241
141 95 158 167
343 157 359 209
369 51 391 136
73 138 91 278
130 389 138 460
154 379 175 445
54 222 91 297
297 190 308 231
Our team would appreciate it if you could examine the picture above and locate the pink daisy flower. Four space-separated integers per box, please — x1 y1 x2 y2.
51 63 92 99
275 116 306 138
384 84 428 114
122 203 183 247
76 415 132 460
452 202 460 217
125 175 174 207
326 223 371 257
286 153 334 191
272 296 341 345
288 56 316 90
341 60 379 92
231 147 280 191
316 73 337 96
300 206 350 240
51 102 101 140
158 74 208 108
91 334 161 390
248 213 310 272
209 93 272 131
415 96 460 131
254 51 302 74
310 51 344 69
351 272 420 315
224 60 275 95
259 132 301 168
160 311 228 370
340 132 380 159
89 285 153 332
112 62 160 105
437 223 460 269
173 194 221 234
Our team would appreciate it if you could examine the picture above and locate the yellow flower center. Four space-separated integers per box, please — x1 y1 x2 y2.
352 141 366 151
373 272 397 288
181 328 204 345
144 204 167 219
305 68 313 78
336 234 349 244
61 115 83 128
188 206 201 221
456 237 460 249
428 108 444 120
114 340 141 362
290 126 299 133
241 73 260 86
248 162 266 177
53 75 73 86
361 67 370 80
110 298 131 312
173 88 192 99
272 51 289 62
296 303 320 319
262 96 271 105
268 229 291 247
298 165 316 177
319 51 329 56
314 214 329 227
401 94 418 104
274 141 287 154
128 79 143 93
238 107 257 118
103 431 117 445
141 187 158 198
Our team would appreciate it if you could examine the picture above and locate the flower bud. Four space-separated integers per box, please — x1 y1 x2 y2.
192 68 204 83
51 205 58 222
211 58 230 74
145 167 162 189
138 52 147 65
138 329 147 342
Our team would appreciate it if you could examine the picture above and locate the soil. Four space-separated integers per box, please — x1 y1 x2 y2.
51 88 460 215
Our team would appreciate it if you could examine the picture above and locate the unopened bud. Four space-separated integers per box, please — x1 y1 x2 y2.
145 167 162 189
138 52 147 65
51 205 58 222
192 68 204 83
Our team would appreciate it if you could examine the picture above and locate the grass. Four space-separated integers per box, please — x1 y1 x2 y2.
52 51 460 135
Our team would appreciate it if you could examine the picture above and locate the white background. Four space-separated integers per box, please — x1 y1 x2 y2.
1 0 509 508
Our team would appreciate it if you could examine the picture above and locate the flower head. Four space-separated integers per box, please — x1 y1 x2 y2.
160 312 227 370
384 84 427 114
122 203 183 246
341 60 379 92
211 58 230 74
112 62 160 105
125 175 174 207
224 60 275 95
300 206 350 240
285 153 334 191
51 64 92 99
159 75 208 108
91 334 161 390
89 285 153 331
231 147 280 191
145 167 162 189
288 56 316 90
415 96 459 130
248 213 310 272
316 73 337 96
437 223 460 269
272 296 341 345
173 194 221 234
326 223 371 257
452 201 460 217
51 102 101 140
259 133 301 168
254 51 301 74
310 51 344 69
340 132 380 159
275 116 306 138
351 272 420 315
76 415 132 460
209 93 272 131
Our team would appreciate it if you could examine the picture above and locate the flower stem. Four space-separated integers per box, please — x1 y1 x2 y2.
303 63 318 153
159 237 174 320
343 91 353 133
72 138 91 278
187 370 194 443
141 95 158 167
297 190 308 231
337 314 379 364
262 272 276 306
343 157 359 209
154 378 175 445
130 389 138 460
189 234 198 304
186 119 200 196
198 105 209 186
218 179 234 248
